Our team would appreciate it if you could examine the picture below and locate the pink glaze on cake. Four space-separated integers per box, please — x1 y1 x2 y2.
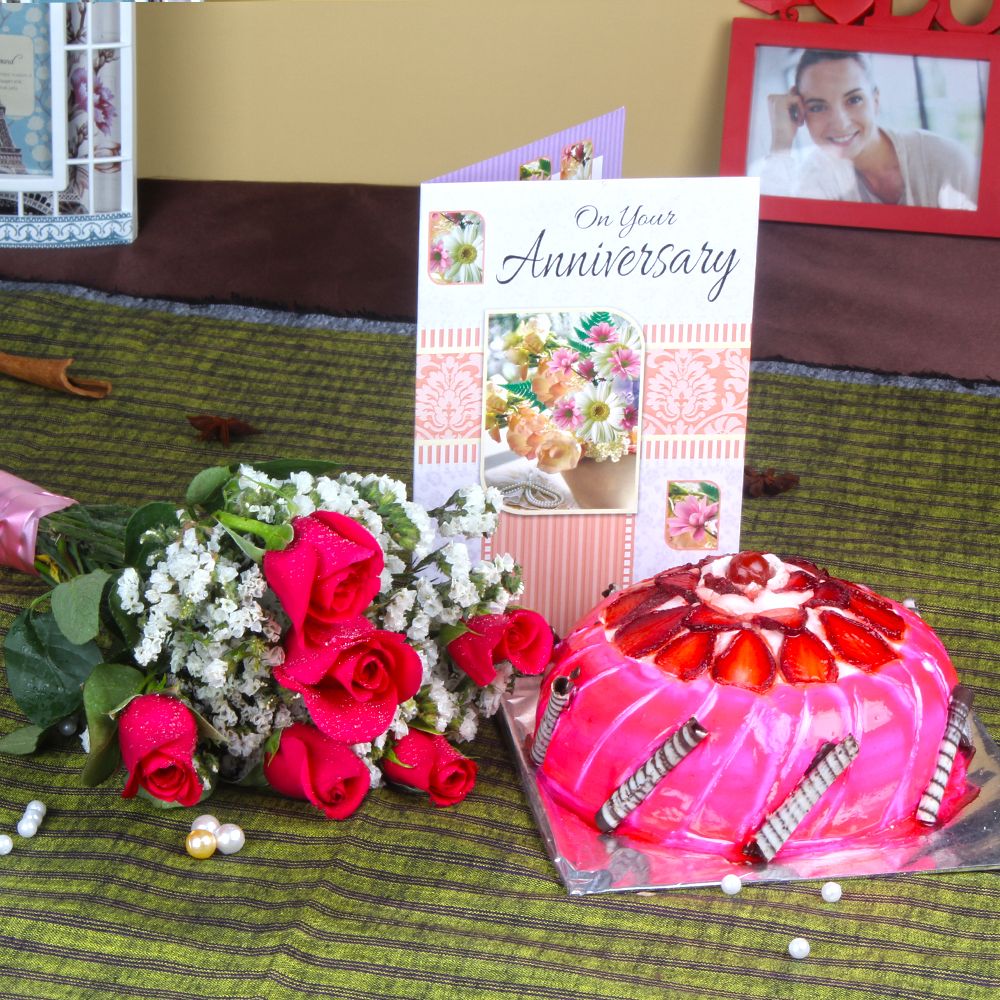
534 553 974 860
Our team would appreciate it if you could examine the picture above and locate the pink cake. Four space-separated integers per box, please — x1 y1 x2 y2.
533 553 976 862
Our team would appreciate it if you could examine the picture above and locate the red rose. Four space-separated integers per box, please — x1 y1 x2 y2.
263 722 370 819
118 694 202 807
274 618 422 743
446 614 507 685
447 609 553 685
382 730 477 807
494 609 553 675
263 511 384 635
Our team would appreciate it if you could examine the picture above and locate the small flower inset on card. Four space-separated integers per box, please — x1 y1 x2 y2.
429 211 485 285
560 139 593 180
666 481 720 549
519 157 552 181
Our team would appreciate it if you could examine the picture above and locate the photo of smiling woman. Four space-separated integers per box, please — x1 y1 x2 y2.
748 47 988 210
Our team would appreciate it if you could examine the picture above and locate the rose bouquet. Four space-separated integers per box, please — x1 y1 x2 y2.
0 462 552 816
485 311 640 477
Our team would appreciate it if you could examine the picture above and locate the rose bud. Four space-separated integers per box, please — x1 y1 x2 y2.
382 730 477 807
448 609 553 685
446 614 508 686
494 608 553 675
263 723 370 820
118 694 203 808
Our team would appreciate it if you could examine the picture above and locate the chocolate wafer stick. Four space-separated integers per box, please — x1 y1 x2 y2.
530 671 578 766
746 735 860 863
916 685 974 826
595 717 708 833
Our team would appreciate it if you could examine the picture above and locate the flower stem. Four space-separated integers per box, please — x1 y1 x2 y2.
213 511 293 551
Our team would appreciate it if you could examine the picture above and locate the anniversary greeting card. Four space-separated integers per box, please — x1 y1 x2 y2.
414 176 760 634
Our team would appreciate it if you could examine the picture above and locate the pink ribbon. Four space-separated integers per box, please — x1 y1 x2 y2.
0 470 76 575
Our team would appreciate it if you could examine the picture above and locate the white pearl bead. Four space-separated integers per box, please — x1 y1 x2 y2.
821 881 842 903
25 800 46 818
190 814 221 835
0 834 12 855
788 937 810 960
720 874 742 896
16 817 38 838
214 823 245 855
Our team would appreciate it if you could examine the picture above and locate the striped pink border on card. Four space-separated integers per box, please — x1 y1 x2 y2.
418 327 482 352
643 322 751 347
642 437 745 460
415 442 479 465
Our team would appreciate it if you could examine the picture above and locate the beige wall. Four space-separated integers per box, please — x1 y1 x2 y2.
134 0 997 185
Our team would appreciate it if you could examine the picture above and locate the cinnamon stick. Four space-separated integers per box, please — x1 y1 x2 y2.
0 350 111 399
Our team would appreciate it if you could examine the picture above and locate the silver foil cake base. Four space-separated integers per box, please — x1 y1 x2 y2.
499 676 1000 896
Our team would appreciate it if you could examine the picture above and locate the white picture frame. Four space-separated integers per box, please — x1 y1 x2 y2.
0 2 136 247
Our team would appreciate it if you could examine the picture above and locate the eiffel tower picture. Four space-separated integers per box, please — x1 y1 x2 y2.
0 99 56 216
0 101 26 174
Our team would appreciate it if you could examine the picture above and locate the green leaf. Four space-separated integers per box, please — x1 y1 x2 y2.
383 747 414 768
0 724 48 756
438 622 472 647
187 704 226 746
185 465 234 508
124 502 179 568
80 663 144 786
4 610 104 728
580 310 612 330
231 761 269 787
700 482 721 503
263 729 282 757
500 380 545 410
215 519 266 564
407 720 442 736
50 568 111 645
214 511 293 552
252 459 341 479
565 337 595 357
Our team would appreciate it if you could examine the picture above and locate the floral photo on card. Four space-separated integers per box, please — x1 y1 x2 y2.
482 310 642 514
666 480 720 549
519 157 552 181
560 139 593 180
428 210 484 285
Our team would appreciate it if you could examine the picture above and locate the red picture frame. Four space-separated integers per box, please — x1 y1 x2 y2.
721 17 1000 237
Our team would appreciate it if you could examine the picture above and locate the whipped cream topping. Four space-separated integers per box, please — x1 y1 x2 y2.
696 553 800 616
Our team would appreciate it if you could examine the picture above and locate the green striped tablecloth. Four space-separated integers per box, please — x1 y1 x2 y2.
1 283 998 1000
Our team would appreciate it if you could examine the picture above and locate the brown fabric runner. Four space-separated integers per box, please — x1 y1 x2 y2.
0 179 997 381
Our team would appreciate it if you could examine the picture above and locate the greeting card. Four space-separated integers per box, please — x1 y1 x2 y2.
415 157 759 635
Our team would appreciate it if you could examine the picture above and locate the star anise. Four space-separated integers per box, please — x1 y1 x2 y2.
744 465 800 499
187 414 260 447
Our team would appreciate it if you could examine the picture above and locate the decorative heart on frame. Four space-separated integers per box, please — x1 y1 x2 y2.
812 0 874 23
739 0 808 18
